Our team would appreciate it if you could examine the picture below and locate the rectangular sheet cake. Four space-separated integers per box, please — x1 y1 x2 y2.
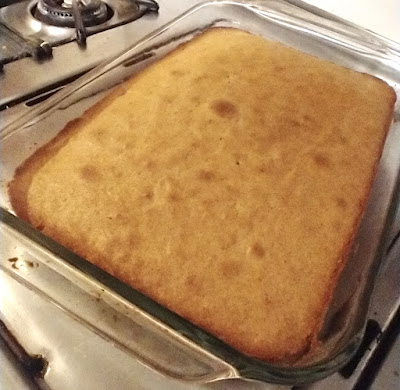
8 28 396 363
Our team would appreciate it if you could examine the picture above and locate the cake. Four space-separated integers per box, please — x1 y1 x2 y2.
8 28 396 363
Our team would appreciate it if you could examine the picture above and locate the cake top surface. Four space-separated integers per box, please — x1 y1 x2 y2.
9 28 396 363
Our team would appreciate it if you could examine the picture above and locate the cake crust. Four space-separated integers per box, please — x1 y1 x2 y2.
9 28 396 363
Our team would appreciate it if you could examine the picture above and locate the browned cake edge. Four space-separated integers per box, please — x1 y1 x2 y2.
302 79 396 362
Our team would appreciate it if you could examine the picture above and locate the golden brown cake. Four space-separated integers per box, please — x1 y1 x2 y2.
9 28 396 363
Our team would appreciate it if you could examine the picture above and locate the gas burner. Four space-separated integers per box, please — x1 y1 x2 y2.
0 0 159 46
33 0 112 28
0 0 159 105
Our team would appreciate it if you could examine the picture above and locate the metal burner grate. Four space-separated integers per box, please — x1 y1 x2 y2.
0 0 159 69
33 0 111 28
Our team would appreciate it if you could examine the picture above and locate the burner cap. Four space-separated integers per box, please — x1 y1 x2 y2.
33 0 111 28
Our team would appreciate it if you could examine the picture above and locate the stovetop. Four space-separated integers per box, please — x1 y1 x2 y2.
0 0 399 389
0 0 185 108
0 0 159 52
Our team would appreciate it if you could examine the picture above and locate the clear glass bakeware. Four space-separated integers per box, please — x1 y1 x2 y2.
1 0 400 385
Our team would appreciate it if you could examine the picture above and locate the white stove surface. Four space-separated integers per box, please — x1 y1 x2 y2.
303 0 400 43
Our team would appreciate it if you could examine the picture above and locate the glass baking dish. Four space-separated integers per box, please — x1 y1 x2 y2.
1 0 400 385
